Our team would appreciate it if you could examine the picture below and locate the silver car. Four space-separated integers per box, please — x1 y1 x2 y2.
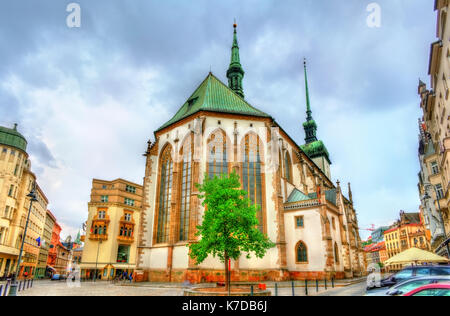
366 276 450 296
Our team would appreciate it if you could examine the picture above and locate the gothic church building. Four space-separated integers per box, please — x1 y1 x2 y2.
136 25 365 282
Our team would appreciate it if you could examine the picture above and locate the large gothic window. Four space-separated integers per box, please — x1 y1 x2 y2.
179 135 193 241
156 145 173 243
242 133 264 232
284 152 292 182
334 242 339 264
208 130 228 179
296 241 308 263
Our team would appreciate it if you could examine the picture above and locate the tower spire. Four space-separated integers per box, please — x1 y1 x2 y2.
302 58 317 144
304 58 312 121
227 22 245 98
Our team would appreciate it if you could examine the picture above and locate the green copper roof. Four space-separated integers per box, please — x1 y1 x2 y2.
300 140 331 164
308 189 337 205
157 73 271 131
287 188 313 203
0 124 27 152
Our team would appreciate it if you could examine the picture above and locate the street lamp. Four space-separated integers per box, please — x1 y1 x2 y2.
93 239 102 282
422 183 450 258
8 186 38 296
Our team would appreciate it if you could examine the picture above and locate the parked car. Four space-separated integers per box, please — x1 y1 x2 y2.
382 276 450 296
51 274 67 281
380 265 450 287
403 283 450 296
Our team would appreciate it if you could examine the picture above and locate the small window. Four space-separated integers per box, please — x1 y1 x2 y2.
295 216 304 228
124 213 132 222
431 161 439 175
436 184 444 199
124 198 135 206
98 210 106 219
125 185 136 194
101 195 108 203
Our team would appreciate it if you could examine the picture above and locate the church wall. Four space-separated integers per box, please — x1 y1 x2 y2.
149 247 168 269
284 209 326 271
138 113 362 281
172 245 189 269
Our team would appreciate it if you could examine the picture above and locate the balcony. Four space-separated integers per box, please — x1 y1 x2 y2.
89 233 108 241
117 235 134 244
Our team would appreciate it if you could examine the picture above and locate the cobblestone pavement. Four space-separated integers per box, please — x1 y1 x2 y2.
314 280 368 296
13 278 367 296
18 280 185 296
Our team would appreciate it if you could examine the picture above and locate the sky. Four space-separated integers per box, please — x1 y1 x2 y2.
0 0 438 240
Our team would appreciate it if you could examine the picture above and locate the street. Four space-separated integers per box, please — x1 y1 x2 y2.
11 279 368 296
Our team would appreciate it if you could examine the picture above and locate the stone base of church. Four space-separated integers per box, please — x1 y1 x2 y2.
137 269 347 283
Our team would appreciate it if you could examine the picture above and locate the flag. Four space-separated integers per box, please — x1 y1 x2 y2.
36 237 41 246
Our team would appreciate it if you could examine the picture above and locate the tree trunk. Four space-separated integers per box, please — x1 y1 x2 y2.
224 252 230 294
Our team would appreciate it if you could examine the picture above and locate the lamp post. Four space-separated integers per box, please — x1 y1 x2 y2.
8 186 38 296
93 239 102 282
422 183 450 258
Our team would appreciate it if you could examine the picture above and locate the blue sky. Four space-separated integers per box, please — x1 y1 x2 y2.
0 1 437 239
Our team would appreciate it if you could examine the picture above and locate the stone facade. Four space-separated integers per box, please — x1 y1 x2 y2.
136 26 365 282
417 0 450 257
80 178 143 280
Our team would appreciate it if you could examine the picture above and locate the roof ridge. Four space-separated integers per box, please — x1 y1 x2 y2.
208 73 270 117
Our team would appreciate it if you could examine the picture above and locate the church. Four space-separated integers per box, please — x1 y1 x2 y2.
136 24 366 282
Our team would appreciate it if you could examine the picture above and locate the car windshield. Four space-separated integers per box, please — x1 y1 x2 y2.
395 280 432 294
395 269 413 279
413 289 450 296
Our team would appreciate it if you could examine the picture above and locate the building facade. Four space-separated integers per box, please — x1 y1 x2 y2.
384 211 431 271
42 210 56 277
80 178 143 280
55 242 70 275
0 124 49 279
47 220 61 273
136 25 365 283
417 0 450 257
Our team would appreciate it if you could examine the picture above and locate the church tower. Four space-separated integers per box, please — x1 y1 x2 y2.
226 23 245 98
300 59 332 178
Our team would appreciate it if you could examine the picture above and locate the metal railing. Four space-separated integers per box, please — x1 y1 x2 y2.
0 278 34 296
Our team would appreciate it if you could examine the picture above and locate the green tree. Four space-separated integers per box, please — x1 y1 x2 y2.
189 171 274 292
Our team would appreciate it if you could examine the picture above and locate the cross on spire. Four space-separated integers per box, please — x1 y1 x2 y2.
227 21 245 98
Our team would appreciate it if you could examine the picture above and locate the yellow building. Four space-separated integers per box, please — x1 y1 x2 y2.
0 124 49 279
80 178 143 280
417 0 450 257
384 211 430 271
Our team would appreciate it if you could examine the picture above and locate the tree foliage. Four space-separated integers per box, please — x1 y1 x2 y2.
189 171 275 265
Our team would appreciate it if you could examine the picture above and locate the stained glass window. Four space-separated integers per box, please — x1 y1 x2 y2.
156 146 173 243
334 242 339 264
179 136 193 241
284 152 292 182
296 242 308 263
207 130 228 179
242 133 264 232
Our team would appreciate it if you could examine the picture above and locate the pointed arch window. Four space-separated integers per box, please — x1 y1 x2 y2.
284 152 292 182
208 130 228 179
179 136 193 241
156 146 173 243
296 241 308 263
242 133 264 232
334 242 339 264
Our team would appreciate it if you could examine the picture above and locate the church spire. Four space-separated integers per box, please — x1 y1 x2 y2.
227 22 245 98
302 59 317 144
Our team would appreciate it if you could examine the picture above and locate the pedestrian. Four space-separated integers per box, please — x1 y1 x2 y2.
129 272 133 283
